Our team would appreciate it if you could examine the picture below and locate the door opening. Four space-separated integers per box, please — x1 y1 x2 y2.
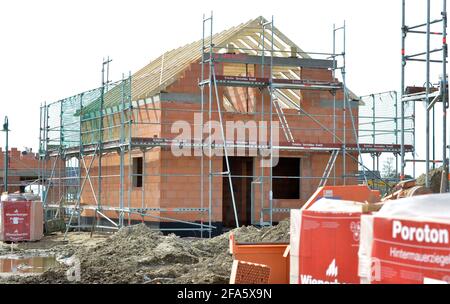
222 157 253 227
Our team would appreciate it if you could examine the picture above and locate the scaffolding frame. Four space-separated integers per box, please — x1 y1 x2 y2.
198 14 410 227
359 91 415 192
37 15 415 238
401 0 448 191
39 74 217 237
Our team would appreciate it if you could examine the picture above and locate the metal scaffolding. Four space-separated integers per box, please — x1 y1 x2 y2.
198 14 411 227
37 14 415 238
401 0 448 191
359 91 414 192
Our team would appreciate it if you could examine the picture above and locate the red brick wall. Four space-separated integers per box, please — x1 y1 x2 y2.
79 148 161 222
0 148 41 193
160 151 222 223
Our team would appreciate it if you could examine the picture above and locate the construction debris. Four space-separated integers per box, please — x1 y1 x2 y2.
2 220 289 284
382 179 432 201
382 166 449 198
416 167 445 194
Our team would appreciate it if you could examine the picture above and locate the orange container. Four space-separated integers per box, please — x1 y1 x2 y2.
302 185 381 210
229 233 290 284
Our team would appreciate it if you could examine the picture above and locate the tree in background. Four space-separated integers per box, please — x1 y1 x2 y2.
382 157 396 179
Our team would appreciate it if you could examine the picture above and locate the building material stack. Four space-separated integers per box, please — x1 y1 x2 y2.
290 198 380 284
0 193 43 242
359 193 450 284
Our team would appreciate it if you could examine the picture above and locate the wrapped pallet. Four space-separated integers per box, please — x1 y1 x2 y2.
0 193 44 242
290 198 374 284
358 193 450 284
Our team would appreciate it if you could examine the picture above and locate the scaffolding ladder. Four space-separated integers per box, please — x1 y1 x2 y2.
273 98 294 143
318 150 340 187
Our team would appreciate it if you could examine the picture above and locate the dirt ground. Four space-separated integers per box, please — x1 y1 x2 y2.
0 220 290 284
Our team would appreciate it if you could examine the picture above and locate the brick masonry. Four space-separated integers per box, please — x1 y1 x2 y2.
230 260 271 284
0 148 42 193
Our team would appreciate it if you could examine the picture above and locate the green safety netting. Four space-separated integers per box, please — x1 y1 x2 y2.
42 77 132 151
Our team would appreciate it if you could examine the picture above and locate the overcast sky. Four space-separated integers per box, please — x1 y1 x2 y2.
0 0 446 176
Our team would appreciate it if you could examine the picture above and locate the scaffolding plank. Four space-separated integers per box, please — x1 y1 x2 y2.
130 137 414 153
204 52 334 69
47 136 414 158
213 75 342 90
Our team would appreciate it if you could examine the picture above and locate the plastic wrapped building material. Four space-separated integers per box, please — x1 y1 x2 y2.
0 197 44 242
290 198 370 284
358 193 450 284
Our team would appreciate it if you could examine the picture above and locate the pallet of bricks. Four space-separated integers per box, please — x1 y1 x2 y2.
0 192 44 242
289 185 450 284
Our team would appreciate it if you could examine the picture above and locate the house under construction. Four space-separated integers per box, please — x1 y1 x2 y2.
38 16 414 236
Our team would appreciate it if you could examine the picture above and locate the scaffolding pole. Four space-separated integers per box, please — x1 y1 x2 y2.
401 0 448 191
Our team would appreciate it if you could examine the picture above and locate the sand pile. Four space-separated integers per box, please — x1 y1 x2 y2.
18 220 290 284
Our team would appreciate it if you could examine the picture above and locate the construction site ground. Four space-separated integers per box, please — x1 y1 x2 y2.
0 220 290 284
